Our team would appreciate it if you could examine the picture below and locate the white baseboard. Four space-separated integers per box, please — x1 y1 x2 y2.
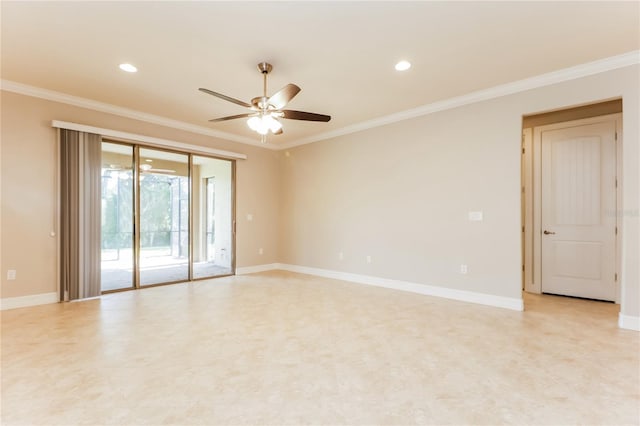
277 263 524 311
1 292 58 310
235 263 281 275
618 313 640 331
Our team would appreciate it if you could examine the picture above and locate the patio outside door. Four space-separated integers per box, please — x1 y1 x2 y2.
138 148 190 286
100 142 135 291
192 156 234 279
100 142 234 292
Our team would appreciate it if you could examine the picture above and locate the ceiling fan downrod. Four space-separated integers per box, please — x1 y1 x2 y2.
256 62 272 109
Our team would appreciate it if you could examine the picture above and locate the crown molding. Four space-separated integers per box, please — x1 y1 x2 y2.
3 50 638 152
279 50 640 149
0 79 280 150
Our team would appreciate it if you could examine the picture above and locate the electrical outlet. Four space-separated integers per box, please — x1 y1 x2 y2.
460 264 468 274
7 270 16 280
247 213 253 221
338 252 344 261
366 256 372 264
258 248 264 255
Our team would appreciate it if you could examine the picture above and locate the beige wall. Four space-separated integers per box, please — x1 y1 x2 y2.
280 65 640 317
2 65 638 320
0 90 281 299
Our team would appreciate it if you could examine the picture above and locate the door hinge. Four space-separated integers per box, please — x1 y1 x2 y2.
615 131 618 141
522 147 525 154
615 273 618 282
615 178 618 188
522 265 525 272
522 225 525 233
615 227 618 235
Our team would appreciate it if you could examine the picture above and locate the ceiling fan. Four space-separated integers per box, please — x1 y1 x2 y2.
199 62 331 142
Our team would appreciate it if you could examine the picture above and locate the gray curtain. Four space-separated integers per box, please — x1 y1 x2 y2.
60 129 101 301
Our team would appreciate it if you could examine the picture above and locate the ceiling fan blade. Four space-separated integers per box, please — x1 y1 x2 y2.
209 113 255 122
199 88 251 108
281 110 331 122
268 84 301 110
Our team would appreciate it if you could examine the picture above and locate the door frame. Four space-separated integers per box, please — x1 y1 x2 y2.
522 113 622 302
100 139 237 293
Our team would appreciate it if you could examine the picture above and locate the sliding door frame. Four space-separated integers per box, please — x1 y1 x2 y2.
137 145 190 289
100 139 236 294
188 154 194 282
133 144 141 290
190 154 236 281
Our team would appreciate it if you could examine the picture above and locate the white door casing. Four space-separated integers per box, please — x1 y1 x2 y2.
538 119 617 301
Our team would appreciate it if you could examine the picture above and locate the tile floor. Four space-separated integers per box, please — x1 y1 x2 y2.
1 270 638 425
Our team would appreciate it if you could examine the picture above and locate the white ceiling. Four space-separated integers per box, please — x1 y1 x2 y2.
2 1 638 148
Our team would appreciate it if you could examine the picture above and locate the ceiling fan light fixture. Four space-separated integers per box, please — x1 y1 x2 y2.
265 115 282 133
247 114 282 135
247 116 261 131
257 125 269 135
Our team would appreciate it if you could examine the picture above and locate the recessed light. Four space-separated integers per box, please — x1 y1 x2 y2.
395 60 411 71
119 63 138 73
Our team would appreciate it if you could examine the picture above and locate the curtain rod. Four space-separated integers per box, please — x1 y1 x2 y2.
51 120 247 160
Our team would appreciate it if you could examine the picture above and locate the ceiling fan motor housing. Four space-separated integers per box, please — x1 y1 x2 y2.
257 62 273 74
251 96 271 110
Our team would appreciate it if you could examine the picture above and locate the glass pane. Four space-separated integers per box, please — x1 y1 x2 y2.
139 148 189 285
193 156 233 279
101 142 134 291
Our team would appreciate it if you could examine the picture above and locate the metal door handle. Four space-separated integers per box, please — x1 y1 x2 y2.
543 230 556 235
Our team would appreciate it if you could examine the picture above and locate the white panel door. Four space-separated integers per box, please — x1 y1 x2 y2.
541 120 616 301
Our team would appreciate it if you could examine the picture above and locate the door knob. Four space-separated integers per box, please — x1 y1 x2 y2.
543 230 556 235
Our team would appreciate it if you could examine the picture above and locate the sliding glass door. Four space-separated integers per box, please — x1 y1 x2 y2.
101 142 135 291
100 142 234 292
138 148 190 286
192 156 234 279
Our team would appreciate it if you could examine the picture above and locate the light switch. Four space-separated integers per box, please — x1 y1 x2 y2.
247 213 253 221
468 211 483 221
7 270 16 280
